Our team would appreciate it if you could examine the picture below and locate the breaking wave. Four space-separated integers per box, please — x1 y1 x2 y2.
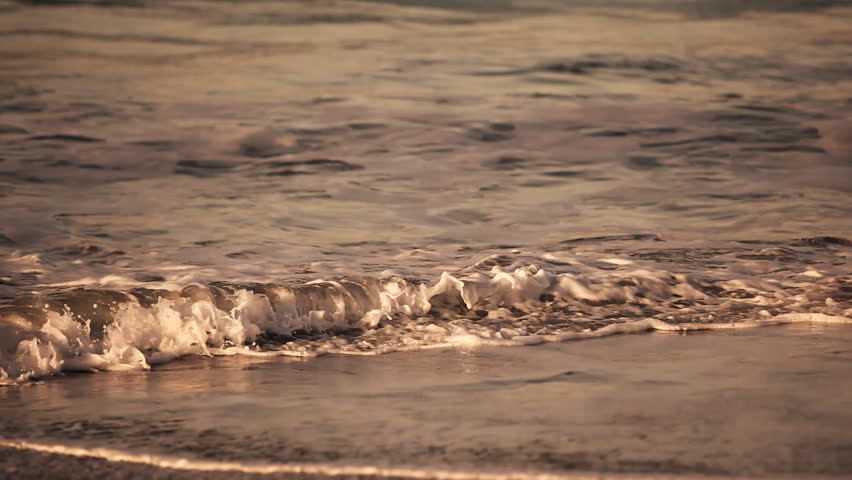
2 239 850 385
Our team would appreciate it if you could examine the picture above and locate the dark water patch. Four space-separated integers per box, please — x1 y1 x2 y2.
310 96 345 104
443 209 490 224
584 127 679 137
348 122 386 130
444 370 584 392
677 151 722 162
640 119 820 155
525 76 584 86
0 234 16 248
793 236 852 248
468 63 573 77
16 0 148 7
54 212 97 218
0 270 42 287
61 110 114 123
641 135 737 149
468 127 513 142
0 28 226 46
583 128 628 137
561 234 663 245
735 104 826 119
289 193 332 200
66 102 102 109
542 170 583 177
225 250 258 259
129 229 168 236
337 240 390 247
0 172 46 183
47 243 125 259
287 126 348 136
686 150 730 159
176 159 234 170
736 239 786 245
193 240 222 247
588 261 621 271
742 145 825 153
541 60 607 75
359 0 532 13
519 180 563 188
48 159 73 167
175 168 211 178
0 125 28 135
220 12 386 27
744 126 821 144
628 155 663 169
652 77 682 84
702 193 775 201
78 163 105 169
680 0 842 19
710 112 784 125
0 101 45 114
486 155 527 170
128 140 179 150
543 56 682 75
30 134 104 143
489 122 515 132
412 16 477 25
513 92 580 100
471 55 683 78
266 169 312 177
365 148 390 154
411 147 455 154
265 158 364 174
660 203 698 212
238 131 303 158
135 274 166 283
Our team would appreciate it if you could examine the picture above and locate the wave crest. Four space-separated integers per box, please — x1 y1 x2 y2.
2 256 849 384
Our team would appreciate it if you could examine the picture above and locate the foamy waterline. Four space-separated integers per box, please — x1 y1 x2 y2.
2 254 849 384
0 438 787 480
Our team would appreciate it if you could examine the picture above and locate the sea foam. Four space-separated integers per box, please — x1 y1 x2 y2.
2 253 848 384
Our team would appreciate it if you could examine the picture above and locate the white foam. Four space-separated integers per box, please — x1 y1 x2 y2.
1 260 849 384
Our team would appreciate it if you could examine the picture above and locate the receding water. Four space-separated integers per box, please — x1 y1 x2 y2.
2 324 852 478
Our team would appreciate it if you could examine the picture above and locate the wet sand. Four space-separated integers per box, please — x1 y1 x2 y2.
0 447 831 480
2 324 851 478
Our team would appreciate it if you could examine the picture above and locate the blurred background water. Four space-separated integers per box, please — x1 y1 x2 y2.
1 0 850 291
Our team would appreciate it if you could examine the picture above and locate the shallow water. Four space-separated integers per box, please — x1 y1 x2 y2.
0 0 850 390
2 324 852 477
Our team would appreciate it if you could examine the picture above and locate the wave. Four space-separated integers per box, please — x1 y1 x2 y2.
1 251 850 384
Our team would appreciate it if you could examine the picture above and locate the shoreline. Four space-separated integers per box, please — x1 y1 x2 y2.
0 441 826 480
2 325 852 478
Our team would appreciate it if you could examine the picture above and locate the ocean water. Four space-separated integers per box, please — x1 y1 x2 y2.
0 0 851 476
